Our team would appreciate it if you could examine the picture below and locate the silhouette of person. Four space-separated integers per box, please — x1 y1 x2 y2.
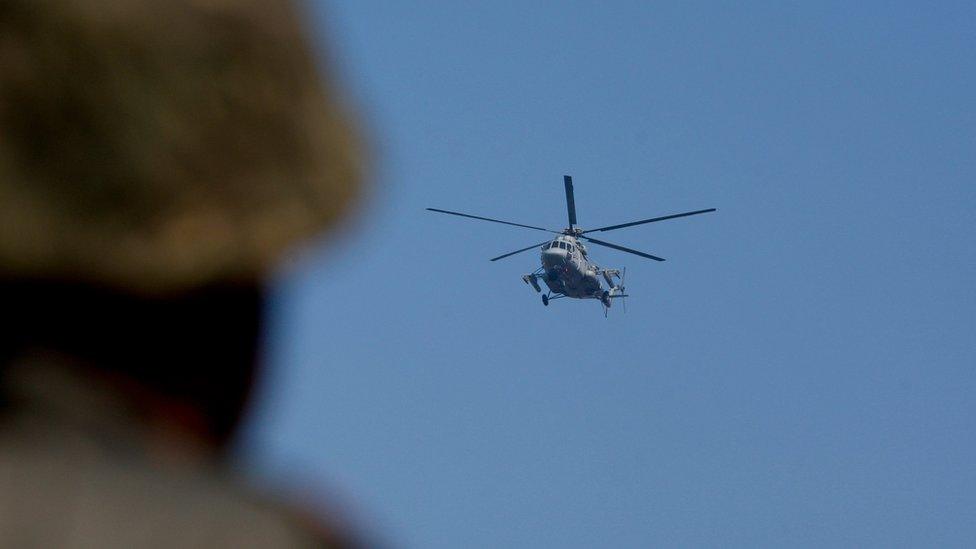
0 1 365 546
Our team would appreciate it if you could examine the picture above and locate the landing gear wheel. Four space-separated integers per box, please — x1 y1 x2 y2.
542 294 549 306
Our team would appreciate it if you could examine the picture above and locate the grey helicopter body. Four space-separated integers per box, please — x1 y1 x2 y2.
428 175 714 314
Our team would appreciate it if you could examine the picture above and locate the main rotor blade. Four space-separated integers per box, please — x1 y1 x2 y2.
582 208 716 234
582 236 665 261
564 175 577 228
490 240 552 262
426 208 559 233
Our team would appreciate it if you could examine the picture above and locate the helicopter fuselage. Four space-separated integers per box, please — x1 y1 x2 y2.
539 235 604 299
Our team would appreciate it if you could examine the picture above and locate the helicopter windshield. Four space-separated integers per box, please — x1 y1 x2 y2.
544 241 576 252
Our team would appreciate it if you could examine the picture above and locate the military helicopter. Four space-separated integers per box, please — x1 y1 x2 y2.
427 175 715 314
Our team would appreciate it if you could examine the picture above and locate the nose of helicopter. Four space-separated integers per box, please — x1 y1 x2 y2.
542 247 567 267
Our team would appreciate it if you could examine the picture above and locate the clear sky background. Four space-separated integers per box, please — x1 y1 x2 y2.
238 2 976 547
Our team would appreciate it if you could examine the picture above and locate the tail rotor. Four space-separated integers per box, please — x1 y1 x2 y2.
619 267 627 313
601 267 628 317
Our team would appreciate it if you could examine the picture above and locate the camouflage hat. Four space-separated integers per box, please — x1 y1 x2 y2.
0 0 362 294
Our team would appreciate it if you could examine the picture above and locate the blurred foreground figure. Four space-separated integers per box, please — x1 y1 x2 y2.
0 0 362 546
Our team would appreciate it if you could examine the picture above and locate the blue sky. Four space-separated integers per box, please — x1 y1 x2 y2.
238 2 976 546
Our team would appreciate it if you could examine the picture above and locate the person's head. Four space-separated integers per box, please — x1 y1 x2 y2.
0 0 362 449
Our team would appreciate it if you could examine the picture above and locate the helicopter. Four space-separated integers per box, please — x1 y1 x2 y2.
427 175 715 314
